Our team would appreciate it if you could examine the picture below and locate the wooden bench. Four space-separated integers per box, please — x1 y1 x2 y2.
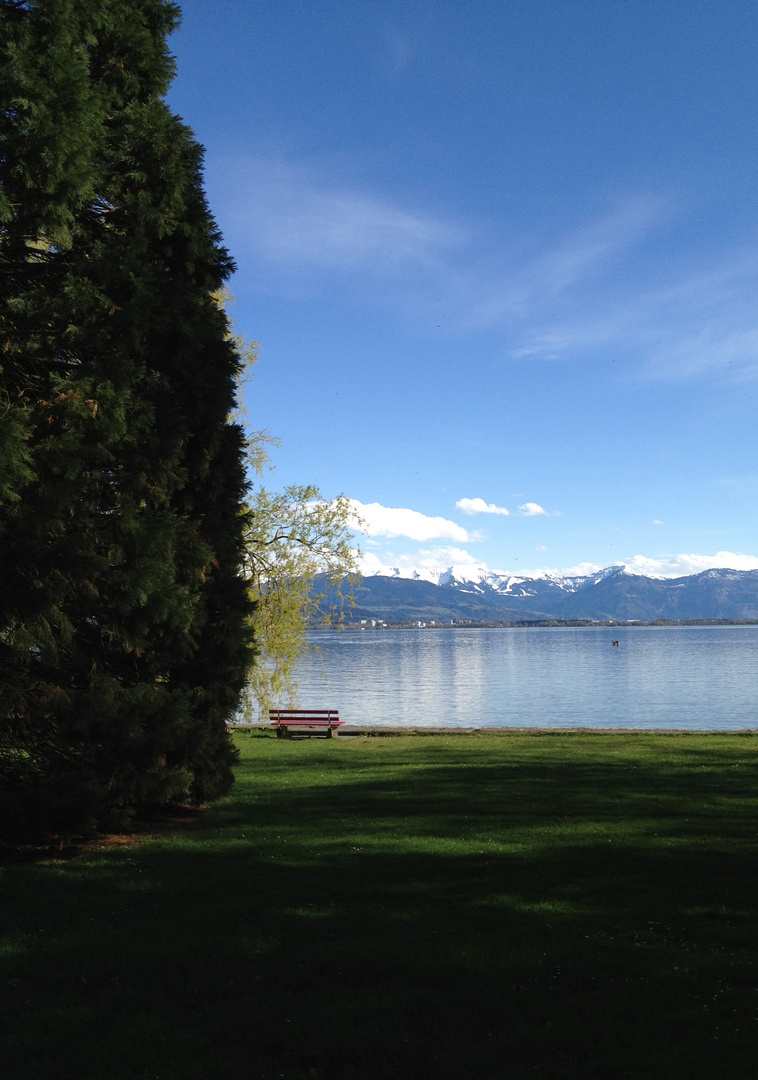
269 709 343 739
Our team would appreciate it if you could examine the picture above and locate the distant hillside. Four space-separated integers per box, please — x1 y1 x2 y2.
327 575 549 623
317 566 758 623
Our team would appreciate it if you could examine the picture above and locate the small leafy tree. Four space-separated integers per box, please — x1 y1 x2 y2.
217 294 361 717
242 485 360 717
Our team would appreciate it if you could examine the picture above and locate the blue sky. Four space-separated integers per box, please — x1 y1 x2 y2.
167 0 758 579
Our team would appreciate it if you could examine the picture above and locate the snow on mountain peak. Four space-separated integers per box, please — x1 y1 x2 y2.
367 562 632 594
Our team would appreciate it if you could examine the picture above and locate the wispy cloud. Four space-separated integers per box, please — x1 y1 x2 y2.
212 152 758 383
507 241 758 381
216 157 466 277
475 195 668 326
518 502 551 517
456 497 510 516
382 24 415 76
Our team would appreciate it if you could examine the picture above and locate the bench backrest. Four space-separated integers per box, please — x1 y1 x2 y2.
269 709 341 723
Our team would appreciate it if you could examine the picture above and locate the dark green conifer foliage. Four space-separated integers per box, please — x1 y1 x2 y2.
0 0 254 834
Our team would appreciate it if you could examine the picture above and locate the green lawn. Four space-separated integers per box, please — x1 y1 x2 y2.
2 732 758 1079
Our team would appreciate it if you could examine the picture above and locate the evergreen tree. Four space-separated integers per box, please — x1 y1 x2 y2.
0 0 254 834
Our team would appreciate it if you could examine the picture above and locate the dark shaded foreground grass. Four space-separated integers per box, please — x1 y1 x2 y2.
2 732 758 1080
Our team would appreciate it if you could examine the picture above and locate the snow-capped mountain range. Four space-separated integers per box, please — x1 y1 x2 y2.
340 564 758 622
371 562 625 595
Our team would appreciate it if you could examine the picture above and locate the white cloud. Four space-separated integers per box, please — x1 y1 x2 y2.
502 551 758 580
416 546 481 567
509 560 607 578
401 546 481 569
357 547 482 576
535 545 548 551
622 551 758 578
653 520 664 525
456 497 510 516
348 499 477 542
360 547 758 582
358 551 394 575
518 502 549 517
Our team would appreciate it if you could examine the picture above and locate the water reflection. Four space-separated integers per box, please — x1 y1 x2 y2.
287 626 758 730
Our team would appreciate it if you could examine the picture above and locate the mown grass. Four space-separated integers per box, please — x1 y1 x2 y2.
2 731 758 1079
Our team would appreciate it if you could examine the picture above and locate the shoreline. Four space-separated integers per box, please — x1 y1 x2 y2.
229 723 758 736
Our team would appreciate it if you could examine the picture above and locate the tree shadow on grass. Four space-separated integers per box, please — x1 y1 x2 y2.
2 746 757 1080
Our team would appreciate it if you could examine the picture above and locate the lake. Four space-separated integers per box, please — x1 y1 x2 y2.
284 625 758 730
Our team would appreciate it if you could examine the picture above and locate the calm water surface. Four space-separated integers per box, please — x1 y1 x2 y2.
287 626 758 730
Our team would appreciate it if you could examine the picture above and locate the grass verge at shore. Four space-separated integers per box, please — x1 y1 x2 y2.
2 731 757 1079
